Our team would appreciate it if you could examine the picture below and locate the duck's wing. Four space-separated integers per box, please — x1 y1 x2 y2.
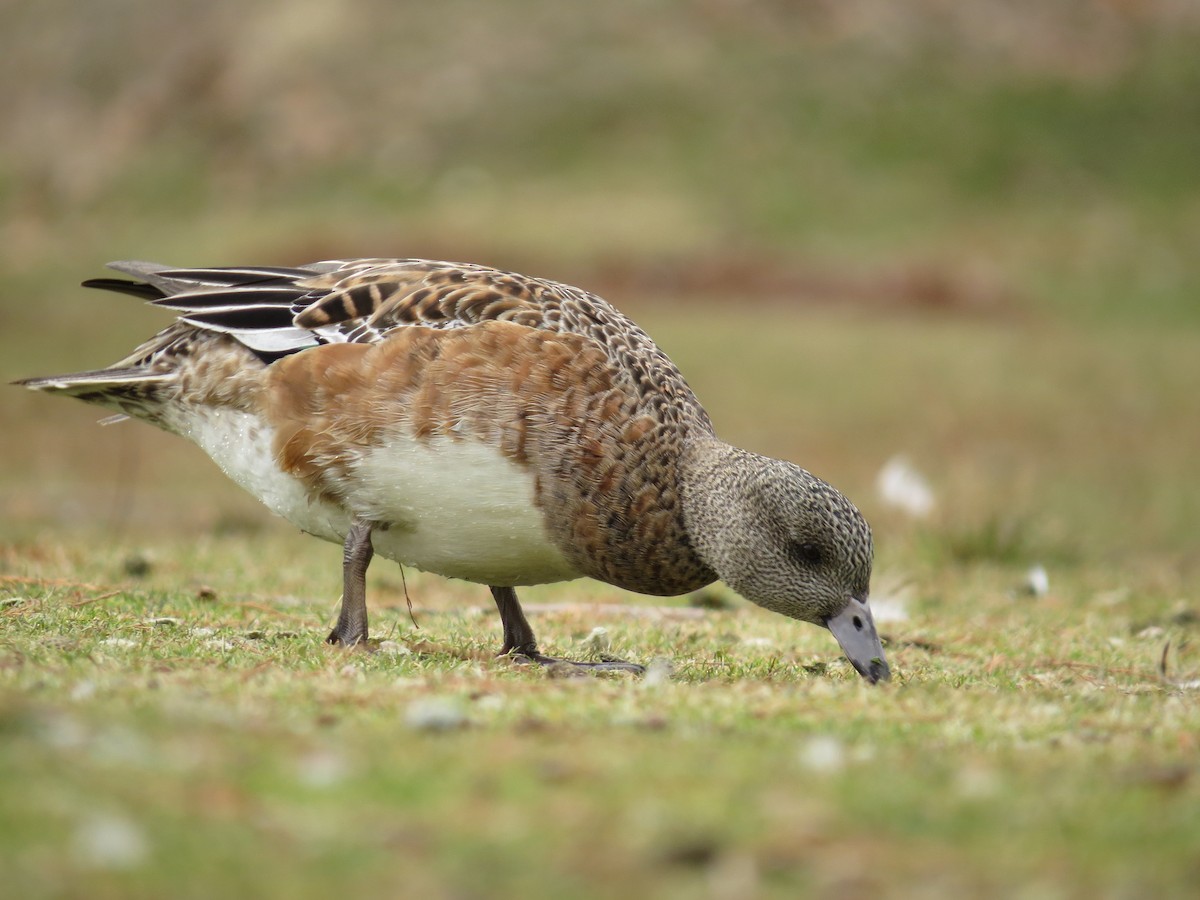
94 258 593 358
90 258 714 432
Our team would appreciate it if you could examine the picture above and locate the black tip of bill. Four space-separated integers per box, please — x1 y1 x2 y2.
826 597 891 684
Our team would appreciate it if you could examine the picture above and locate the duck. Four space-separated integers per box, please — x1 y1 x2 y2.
16 259 890 682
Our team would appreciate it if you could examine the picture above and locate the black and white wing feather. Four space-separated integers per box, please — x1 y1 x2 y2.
92 259 586 357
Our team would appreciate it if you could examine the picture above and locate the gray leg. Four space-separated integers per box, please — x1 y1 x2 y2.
327 519 374 647
490 585 644 674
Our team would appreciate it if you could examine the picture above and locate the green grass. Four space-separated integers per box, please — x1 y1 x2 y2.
3 3 1200 895
4 311 1200 898
2 546 1199 899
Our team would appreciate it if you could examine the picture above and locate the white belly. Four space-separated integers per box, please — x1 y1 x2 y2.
179 409 580 586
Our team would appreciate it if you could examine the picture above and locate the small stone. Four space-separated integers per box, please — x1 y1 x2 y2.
474 694 505 712
798 735 845 774
868 575 912 623
1024 565 1050 597
579 626 611 653
405 697 468 732
545 661 588 679
378 640 412 656
72 813 149 870
294 749 349 789
876 455 936 518
955 763 1000 799
741 636 774 649
122 553 153 578
70 680 97 702
643 657 674 688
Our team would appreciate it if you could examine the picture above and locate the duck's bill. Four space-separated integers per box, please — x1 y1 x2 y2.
826 597 891 684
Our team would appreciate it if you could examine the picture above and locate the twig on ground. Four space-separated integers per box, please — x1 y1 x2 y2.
71 590 123 607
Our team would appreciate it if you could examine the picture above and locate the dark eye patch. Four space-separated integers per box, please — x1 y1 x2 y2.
792 542 824 567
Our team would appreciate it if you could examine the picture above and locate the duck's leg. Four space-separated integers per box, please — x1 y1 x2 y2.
489 585 644 673
491 585 538 657
327 518 374 647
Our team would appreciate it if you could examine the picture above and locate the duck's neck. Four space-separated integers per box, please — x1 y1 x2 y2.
679 437 760 583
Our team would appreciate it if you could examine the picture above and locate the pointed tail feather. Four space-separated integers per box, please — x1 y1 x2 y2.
14 368 174 394
81 277 164 300
13 368 176 419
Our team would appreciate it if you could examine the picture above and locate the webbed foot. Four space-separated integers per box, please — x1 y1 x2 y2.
501 646 645 674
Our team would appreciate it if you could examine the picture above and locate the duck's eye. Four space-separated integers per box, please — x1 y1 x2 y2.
792 542 824 567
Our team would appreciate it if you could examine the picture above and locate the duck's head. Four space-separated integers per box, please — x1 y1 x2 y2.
683 442 890 684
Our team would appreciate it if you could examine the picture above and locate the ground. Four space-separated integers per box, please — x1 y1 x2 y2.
2 3 1199 897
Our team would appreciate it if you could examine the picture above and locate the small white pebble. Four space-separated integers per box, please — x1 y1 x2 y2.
741 637 774 649
70 680 97 702
474 694 505 712
191 627 215 637
377 640 412 656
868 575 912 623
798 735 845 774
579 626 611 653
642 657 674 688
876 455 936 518
72 813 149 870
955 764 1000 799
99 638 137 649
404 697 468 732
1135 625 1165 639
1025 565 1050 597
870 596 909 623
203 639 235 651
294 749 349 789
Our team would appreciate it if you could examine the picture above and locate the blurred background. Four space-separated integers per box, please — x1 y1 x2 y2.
2 0 1198 587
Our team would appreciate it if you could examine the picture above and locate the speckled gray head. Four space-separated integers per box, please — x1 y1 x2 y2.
682 441 891 683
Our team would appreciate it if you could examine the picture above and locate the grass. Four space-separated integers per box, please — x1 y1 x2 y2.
2 546 1198 898
3 312 1200 898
